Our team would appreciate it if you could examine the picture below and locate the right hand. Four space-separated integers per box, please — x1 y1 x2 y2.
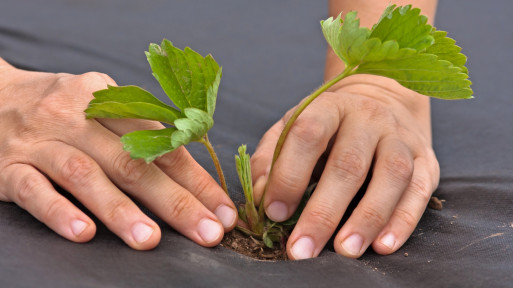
0 59 237 250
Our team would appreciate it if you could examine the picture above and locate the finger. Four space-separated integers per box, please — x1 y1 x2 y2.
250 119 283 204
333 137 414 258
2 163 95 242
71 122 226 246
97 117 237 230
30 141 162 250
155 146 238 231
372 155 439 254
263 93 341 222
286 116 378 259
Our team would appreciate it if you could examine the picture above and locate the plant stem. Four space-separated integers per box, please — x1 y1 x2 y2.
258 66 356 217
200 134 229 195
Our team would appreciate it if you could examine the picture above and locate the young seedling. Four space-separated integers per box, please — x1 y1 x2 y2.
85 5 472 251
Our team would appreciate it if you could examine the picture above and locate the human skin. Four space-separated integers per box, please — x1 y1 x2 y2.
0 58 237 250
250 0 440 259
0 0 439 258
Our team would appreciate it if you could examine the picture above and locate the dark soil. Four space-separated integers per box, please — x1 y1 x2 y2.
428 196 444 211
220 229 288 261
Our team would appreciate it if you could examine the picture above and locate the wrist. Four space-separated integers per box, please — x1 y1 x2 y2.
0 58 18 91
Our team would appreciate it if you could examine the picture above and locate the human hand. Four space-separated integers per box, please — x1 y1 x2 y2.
251 74 440 259
0 59 237 250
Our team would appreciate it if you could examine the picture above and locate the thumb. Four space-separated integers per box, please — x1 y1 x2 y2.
250 119 284 204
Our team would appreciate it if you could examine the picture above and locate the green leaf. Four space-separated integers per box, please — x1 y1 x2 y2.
370 5 434 51
235 145 261 233
263 233 274 249
85 40 224 164
321 15 345 63
85 85 181 124
356 53 473 99
121 108 214 163
235 145 254 205
170 108 213 148
426 30 468 74
321 5 473 99
121 128 176 163
321 7 429 67
321 12 371 66
146 39 222 116
238 205 248 223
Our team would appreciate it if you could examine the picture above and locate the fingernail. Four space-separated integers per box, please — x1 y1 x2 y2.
291 237 315 260
198 218 223 243
214 205 237 228
380 233 396 250
132 222 154 244
266 201 288 222
71 219 88 236
341 234 364 256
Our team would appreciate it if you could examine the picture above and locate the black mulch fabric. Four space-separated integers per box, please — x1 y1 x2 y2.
1 1 512 287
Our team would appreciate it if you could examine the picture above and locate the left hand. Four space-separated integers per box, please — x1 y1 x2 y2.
251 74 440 259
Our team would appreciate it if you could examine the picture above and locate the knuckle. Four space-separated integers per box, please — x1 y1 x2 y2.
357 205 388 229
111 151 151 187
358 98 389 121
78 72 108 85
393 207 419 229
155 147 186 171
409 176 433 204
329 148 368 184
426 151 441 181
250 149 271 168
43 197 67 223
270 168 306 194
166 191 196 221
289 117 329 148
305 204 339 232
383 152 413 182
16 173 45 206
104 198 134 223
282 107 297 124
61 154 98 186
189 175 214 202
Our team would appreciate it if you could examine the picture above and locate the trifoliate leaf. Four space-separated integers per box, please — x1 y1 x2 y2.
121 128 176 163
85 85 181 124
321 5 472 99
170 108 213 148
146 39 222 117
86 41 224 163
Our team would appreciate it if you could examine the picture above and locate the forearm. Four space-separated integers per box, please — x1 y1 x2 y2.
0 57 15 90
0 57 13 70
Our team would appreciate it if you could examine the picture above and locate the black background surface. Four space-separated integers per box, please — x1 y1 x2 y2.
1 1 512 287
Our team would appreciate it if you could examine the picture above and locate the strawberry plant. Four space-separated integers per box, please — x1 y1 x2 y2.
85 5 472 251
